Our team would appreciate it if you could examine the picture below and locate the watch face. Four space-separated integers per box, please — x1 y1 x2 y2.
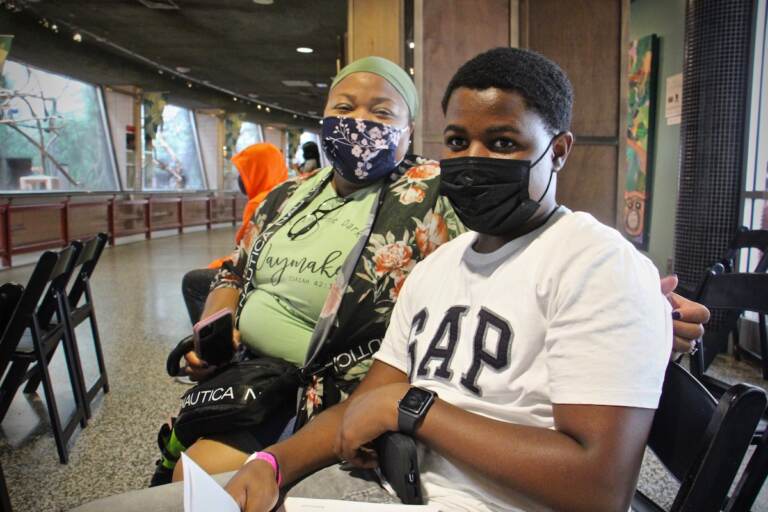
401 387 433 414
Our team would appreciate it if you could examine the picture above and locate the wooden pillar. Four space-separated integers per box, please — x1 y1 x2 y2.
347 0 405 66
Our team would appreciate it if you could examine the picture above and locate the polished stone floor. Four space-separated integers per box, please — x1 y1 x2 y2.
0 228 766 511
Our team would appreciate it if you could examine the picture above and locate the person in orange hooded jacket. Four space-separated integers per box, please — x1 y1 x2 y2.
182 143 288 325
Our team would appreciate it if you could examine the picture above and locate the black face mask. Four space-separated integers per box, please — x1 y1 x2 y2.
439 136 560 236
237 175 247 196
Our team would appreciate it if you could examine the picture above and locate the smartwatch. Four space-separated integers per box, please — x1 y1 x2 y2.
398 386 437 435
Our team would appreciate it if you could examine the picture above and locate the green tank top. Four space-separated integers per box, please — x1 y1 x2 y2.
238 167 378 364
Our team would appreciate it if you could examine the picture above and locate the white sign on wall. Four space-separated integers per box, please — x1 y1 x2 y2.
665 73 683 125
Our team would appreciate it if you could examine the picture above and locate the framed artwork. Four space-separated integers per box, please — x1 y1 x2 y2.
623 34 659 250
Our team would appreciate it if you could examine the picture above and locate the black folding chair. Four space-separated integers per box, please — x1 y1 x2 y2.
719 228 768 370
0 246 88 464
721 227 768 274
0 459 11 512
24 233 110 418
0 286 20 512
692 269 768 384
632 362 766 512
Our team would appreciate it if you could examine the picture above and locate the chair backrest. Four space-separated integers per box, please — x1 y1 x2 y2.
68 233 108 308
724 227 768 273
0 246 77 375
0 284 23 337
648 362 766 511
697 272 768 316
0 251 61 376
36 241 82 329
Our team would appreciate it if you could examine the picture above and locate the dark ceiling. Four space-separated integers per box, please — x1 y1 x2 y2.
0 0 346 126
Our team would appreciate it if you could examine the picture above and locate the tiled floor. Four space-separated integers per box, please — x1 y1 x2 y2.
0 228 766 511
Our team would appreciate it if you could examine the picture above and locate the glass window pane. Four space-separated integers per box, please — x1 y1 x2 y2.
222 121 263 191
142 104 205 190
0 61 118 192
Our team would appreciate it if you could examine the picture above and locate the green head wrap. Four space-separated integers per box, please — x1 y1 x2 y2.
330 56 419 120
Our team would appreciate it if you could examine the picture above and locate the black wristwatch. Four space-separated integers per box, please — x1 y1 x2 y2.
398 386 437 435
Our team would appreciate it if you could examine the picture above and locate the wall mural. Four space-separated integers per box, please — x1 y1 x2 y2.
624 34 659 250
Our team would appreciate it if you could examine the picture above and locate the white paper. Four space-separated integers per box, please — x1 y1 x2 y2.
665 73 683 125
182 454 441 512
182 452 239 512
278 498 441 511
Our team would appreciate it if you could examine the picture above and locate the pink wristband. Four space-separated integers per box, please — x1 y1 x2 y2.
245 451 282 486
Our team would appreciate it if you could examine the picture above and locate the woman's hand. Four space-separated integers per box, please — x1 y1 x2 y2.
182 328 241 382
660 275 711 354
225 459 279 512
334 382 410 468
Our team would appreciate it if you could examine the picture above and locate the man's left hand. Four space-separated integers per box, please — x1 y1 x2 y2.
334 382 410 468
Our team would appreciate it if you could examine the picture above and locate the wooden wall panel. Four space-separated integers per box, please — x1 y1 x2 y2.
70 204 109 239
348 0 404 65
183 199 208 226
557 145 618 226
11 208 61 247
521 0 628 227
417 0 510 160
115 202 145 234
212 198 235 222
151 201 179 229
525 0 621 137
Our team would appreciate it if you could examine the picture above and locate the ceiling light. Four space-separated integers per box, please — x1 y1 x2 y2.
72 33 83 43
187 82 193 88
282 80 313 87
257 104 262 110
409 67 415 76
175 66 191 73
409 41 415 49
315 83 327 88
307 110 317 115
248 93 259 98
296 47 314 54
158 69 164 75
265 107 271 113
253 0 274 4
293 114 298 119
233 97 238 102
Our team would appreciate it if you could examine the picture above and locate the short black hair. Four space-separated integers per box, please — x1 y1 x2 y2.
441 47 573 134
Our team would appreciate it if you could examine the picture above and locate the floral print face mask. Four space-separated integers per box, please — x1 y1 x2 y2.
321 116 406 184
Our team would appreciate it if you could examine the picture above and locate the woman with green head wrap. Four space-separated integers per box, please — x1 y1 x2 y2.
161 56 463 483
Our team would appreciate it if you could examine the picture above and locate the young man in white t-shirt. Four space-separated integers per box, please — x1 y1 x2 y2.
223 48 707 512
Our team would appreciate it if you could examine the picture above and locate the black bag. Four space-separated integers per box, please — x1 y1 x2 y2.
172 356 303 447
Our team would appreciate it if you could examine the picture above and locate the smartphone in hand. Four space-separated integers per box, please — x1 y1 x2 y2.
193 309 235 366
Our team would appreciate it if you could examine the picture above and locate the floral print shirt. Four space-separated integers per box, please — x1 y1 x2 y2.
212 156 464 423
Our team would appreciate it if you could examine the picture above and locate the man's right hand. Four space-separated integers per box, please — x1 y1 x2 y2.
225 459 279 512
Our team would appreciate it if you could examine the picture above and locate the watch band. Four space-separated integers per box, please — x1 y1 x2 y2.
245 450 282 486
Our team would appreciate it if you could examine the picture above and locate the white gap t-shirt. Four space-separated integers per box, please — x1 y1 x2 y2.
374 208 672 512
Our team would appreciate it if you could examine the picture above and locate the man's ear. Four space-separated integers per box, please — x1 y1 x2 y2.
552 132 574 172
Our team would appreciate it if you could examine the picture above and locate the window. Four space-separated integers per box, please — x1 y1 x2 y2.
741 2 768 272
142 104 206 191
222 121 264 191
0 61 118 192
